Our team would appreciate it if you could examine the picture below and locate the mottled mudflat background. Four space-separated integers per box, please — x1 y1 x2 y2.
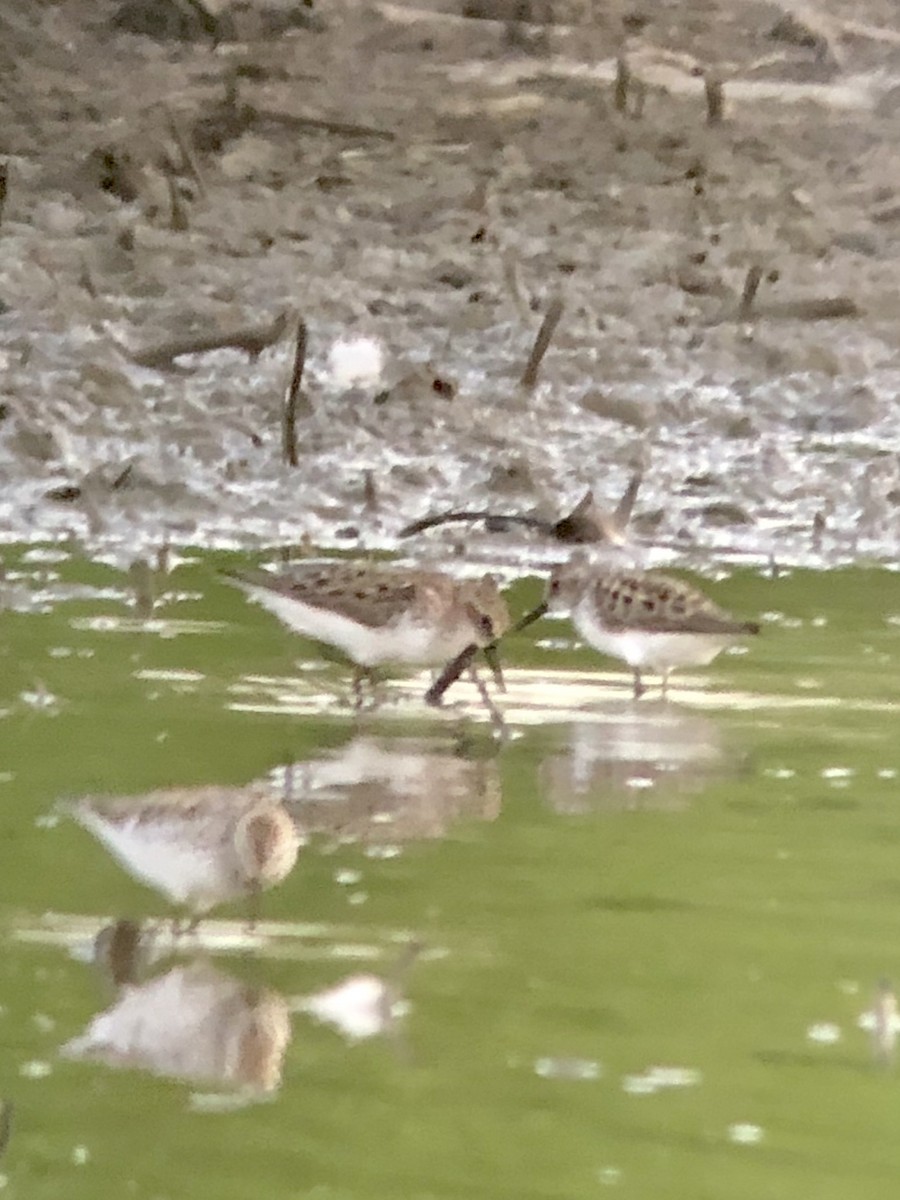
2 0 900 569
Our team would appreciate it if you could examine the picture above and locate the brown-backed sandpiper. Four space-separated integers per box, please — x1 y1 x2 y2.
517 556 759 698
69 786 301 923
223 561 509 707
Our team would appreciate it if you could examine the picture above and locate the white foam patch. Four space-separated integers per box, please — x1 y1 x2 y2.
326 337 385 388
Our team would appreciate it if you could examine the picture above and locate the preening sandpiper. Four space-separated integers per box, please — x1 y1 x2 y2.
223 561 509 708
516 556 759 698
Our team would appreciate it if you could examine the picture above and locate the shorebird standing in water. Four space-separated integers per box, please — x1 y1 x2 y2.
514 554 760 699
223 560 509 711
68 786 301 928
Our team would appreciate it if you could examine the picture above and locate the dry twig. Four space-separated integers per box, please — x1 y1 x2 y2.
738 264 764 318
282 318 307 468
704 73 724 124
718 278 859 324
164 166 189 232
363 470 378 512
161 104 206 198
520 296 564 388
614 55 630 112
257 109 395 142
130 310 289 370
752 297 860 321
400 472 641 545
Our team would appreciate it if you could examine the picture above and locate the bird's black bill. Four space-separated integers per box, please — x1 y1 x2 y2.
425 643 480 707
507 598 549 636
425 640 507 708
425 598 551 709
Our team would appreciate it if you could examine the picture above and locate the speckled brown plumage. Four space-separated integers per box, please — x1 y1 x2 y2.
225 564 507 638
222 561 509 714
530 555 761 698
586 571 760 636
229 564 421 629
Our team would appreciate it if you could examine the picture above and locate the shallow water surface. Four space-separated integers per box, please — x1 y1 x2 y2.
2 549 900 1199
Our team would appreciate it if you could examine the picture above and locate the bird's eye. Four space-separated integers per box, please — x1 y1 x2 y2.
549 578 561 595
479 614 494 638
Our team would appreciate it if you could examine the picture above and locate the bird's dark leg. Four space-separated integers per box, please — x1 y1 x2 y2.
352 667 382 710
245 885 261 936
632 668 646 700
468 664 507 737
171 913 201 940
364 667 382 708
425 643 479 707
352 667 366 710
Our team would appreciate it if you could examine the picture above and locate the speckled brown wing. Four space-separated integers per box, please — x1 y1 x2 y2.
234 564 420 629
593 571 760 635
76 786 272 828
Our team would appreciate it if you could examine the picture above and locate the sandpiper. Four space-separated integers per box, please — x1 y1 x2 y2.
222 561 509 708
61 960 293 1094
516 556 759 698
68 785 301 925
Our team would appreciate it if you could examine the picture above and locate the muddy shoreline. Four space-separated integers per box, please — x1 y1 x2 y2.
2 0 899 570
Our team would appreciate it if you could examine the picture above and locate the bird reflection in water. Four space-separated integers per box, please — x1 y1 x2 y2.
61 937 423 1097
67 786 302 928
57 734 490 1091
91 917 154 988
538 704 728 813
0 1099 12 1160
295 941 422 1047
61 960 292 1100
283 733 502 844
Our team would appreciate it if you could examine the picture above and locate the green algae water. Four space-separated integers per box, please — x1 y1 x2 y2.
3 547 900 1199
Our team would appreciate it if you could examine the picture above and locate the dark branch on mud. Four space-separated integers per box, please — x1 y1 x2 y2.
704 73 725 124
129 310 290 370
282 318 308 468
738 264 764 318
402 475 641 546
520 296 564 388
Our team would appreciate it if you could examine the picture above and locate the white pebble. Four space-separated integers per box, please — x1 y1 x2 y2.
728 1123 764 1145
806 1022 841 1044
19 1060 52 1079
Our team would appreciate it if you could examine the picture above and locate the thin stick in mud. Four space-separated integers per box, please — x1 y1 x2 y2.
282 318 308 468
165 166 189 231
738 264 764 318
400 509 551 538
130 310 289 370
520 296 564 388
704 74 725 125
162 104 207 198
756 296 860 321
